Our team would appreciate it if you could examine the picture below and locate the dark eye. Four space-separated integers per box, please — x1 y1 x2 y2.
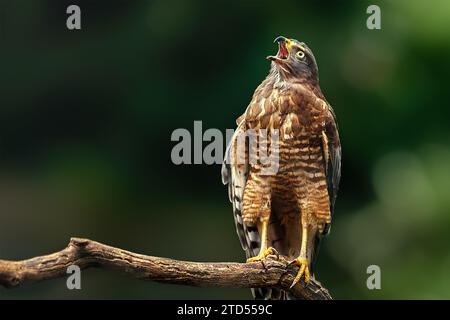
296 50 305 60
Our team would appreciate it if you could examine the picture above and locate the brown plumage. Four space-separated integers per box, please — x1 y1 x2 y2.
222 36 341 299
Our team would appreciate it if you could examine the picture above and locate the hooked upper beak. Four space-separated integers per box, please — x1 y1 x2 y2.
274 36 288 44
267 36 292 62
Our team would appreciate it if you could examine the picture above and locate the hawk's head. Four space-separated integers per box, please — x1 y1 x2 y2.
267 36 319 83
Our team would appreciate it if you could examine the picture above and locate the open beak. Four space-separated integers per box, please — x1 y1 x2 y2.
267 36 290 63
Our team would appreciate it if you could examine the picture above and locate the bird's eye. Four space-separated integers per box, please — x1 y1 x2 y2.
296 50 305 60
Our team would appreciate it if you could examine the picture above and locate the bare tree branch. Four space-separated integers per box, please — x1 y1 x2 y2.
0 237 332 300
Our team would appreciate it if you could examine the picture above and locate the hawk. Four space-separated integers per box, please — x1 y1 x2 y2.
222 36 341 299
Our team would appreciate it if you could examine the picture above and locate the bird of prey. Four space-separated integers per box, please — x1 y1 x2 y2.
222 36 341 299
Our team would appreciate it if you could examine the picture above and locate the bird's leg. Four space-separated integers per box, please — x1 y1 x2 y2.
290 225 310 288
246 218 275 262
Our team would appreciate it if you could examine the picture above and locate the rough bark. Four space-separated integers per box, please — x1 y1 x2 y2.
0 237 332 300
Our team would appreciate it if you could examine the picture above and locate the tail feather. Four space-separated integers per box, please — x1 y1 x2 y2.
252 288 288 300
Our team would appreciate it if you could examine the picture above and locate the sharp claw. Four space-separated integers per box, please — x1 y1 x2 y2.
289 257 310 288
305 267 310 283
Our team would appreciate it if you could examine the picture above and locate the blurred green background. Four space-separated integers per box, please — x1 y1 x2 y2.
1 0 450 299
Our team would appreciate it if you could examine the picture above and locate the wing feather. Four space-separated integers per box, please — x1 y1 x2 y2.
221 120 259 258
321 104 342 235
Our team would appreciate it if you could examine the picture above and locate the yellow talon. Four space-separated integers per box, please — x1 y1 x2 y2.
290 257 310 288
246 247 276 263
